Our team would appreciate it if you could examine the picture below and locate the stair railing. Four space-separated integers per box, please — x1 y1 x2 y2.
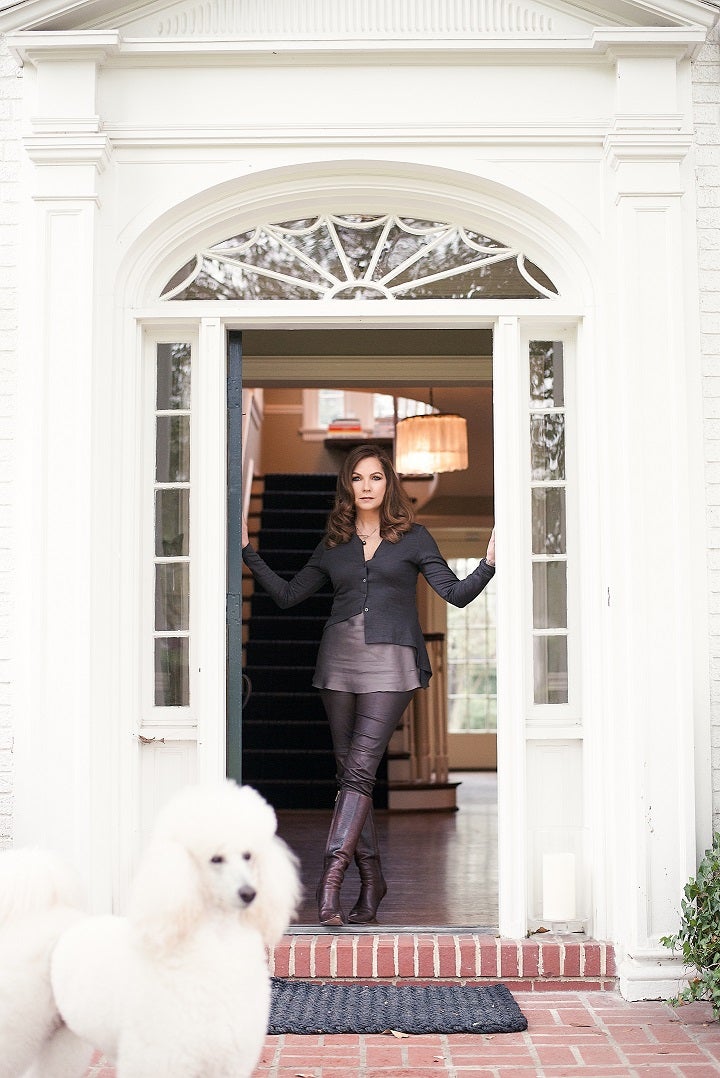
405 633 448 784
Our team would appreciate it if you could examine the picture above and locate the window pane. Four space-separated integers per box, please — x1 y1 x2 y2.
448 665 467 696
532 487 566 554
318 389 345 428
157 343 191 409
532 561 567 629
373 393 395 418
155 489 189 556
396 258 547 300
155 563 189 631
155 638 189 706
530 414 565 481
448 696 466 733
533 635 568 704
530 341 564 408
156 416 190 483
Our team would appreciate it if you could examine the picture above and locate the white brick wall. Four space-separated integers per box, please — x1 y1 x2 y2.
694 25 720 832
0 39 18 849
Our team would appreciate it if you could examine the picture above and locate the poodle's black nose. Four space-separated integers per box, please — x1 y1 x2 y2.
238 886 256 905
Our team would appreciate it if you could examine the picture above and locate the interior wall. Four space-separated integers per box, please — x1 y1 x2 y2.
259 384 494 519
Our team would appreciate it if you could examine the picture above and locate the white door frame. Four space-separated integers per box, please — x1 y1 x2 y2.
124 303 587 941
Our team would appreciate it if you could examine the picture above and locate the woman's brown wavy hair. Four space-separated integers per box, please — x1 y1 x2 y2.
325 444 415 547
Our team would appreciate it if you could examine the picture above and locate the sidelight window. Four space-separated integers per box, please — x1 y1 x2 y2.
529 341 568 705
153 342 191 707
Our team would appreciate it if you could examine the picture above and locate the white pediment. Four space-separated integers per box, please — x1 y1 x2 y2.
0 0 716 38
112 0 594 38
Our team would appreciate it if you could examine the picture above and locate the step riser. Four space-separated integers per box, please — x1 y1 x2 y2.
264 474 337 492
247 617 325 641
243 750 336 780
263 492 335 511
261 510 330 530
246 641 321 665
252 551 320 572
270 935 616 991
245 667 316 692
242 721 331 751
249 595 331 618
260 531 325 551
244 695 327 721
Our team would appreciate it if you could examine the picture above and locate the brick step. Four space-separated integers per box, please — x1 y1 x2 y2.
269 933 616 991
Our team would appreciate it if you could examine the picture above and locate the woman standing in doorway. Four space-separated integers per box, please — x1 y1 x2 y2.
242 444 495 926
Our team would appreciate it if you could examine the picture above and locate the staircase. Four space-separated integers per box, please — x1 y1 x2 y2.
242 472 389 810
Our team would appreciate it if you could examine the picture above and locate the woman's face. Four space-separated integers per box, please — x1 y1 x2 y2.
351 456 387 514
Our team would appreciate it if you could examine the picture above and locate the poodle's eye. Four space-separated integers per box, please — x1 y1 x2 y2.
242 852 252 862
210 854 225 864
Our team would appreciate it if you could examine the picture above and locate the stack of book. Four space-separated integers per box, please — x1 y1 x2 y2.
327 417 363 435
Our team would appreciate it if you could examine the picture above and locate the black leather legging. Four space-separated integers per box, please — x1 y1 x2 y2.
320 689 416 798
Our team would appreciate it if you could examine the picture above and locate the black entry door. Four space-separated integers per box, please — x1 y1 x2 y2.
226 331 243 781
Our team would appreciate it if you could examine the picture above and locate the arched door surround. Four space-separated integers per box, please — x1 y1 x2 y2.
110 162 599 946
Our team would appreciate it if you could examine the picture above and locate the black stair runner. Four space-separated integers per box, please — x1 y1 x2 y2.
242 473 388 810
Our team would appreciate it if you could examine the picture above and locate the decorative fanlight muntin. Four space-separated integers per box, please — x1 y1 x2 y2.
160 214 559 301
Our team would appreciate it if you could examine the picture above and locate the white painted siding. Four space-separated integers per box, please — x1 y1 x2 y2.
0 39 18 848
694 25 720 832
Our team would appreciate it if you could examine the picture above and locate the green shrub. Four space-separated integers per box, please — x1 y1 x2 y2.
661 832 720 1018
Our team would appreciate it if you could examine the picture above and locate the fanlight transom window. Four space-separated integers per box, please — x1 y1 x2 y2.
161 215 558 301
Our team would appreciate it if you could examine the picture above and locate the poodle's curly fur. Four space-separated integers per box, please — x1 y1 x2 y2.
0 848 94 1078
2 782 301 1078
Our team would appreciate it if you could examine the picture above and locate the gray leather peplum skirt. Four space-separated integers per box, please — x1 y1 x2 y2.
312 612 421 693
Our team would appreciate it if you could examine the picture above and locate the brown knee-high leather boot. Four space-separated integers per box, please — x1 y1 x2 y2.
348 807 387 924
317 788 371 927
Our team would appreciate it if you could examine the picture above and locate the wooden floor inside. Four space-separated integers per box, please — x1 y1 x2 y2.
276 771 498 930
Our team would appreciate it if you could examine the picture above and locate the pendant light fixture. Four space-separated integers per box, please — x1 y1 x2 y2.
394 389 469 476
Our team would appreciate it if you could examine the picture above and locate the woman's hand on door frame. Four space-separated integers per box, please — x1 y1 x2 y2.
486 526 495 567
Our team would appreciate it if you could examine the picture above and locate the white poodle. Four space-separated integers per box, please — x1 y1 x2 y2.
52 781 301 1078
0 848 94 1078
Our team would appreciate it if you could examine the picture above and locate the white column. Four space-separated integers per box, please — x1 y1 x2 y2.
601 50 708 998
493 316 529 938
13 45 113 908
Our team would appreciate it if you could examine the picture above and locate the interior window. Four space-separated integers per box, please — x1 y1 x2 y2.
446 563 497 732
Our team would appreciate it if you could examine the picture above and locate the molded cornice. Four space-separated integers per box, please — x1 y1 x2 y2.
3 26 713 65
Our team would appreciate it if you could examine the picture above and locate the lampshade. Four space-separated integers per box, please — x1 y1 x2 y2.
395 412 469 475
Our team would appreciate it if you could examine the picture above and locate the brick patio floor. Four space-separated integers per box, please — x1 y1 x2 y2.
83 991 720 1077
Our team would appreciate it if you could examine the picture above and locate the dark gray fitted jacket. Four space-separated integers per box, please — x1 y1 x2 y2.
242 524 495 688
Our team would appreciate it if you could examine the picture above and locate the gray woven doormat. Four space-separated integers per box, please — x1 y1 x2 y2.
269 978 528 1035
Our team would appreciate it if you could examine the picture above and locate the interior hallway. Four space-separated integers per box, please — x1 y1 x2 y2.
276 772 498 930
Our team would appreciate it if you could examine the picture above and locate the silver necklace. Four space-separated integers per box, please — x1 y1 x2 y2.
356 523 379 546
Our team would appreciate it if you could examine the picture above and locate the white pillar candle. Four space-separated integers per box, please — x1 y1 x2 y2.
542 852 576 920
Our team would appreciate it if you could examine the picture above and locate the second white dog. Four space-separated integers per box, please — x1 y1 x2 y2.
0 848 93 1078
52 781 301 1078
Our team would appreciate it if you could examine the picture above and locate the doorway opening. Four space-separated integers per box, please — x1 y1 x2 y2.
235 327 497 928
